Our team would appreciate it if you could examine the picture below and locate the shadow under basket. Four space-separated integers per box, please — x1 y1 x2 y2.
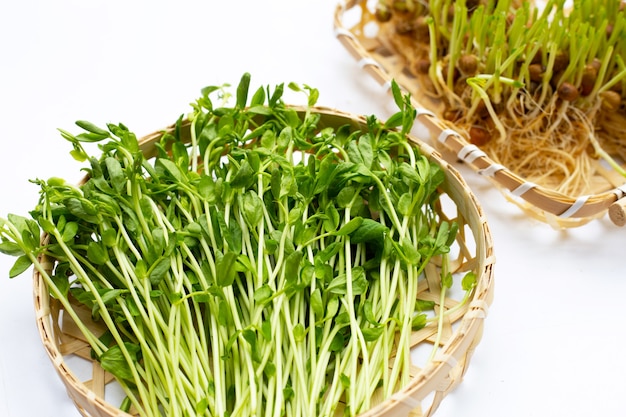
334 0 626 228
33 106 495 417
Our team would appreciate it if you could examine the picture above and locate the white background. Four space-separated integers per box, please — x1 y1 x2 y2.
1 1 625 416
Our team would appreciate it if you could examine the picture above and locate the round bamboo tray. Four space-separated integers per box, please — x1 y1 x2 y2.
33 106 495 417
334 0 626 228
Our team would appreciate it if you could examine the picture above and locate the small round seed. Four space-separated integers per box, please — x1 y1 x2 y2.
469 125 491 146
557 82 579 101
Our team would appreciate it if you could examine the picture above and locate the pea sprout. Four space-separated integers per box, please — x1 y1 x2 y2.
375 0 626 196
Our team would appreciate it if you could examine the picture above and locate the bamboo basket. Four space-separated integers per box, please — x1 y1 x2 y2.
334 0 626 228
33 106 495 417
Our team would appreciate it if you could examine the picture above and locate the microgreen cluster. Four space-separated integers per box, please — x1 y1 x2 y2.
0 74 474 416
374 0 626 194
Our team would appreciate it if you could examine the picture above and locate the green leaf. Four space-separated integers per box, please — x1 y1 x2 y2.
157 158 184 183
151 228 166 256
326 297 339 320
412 313 427 330
126 297 141 317
134 260 147 281
390 79 404 110
26 219 40 243
247 105 272 116
254 285 273 304
99 288 127 305
363 300 379 325
259 320 272 342
415 156 430 184
20 229 37 253
282 384 294 401
75 120 110 137
340 373 351 389
38 218 55 234
383 111 403 130
336 186 356 208
70 148 88 162
66 198 99 223
7 214 31 236
148 257 170 285
227 221 243 254
87 241 109 265
350 218 388 244
296 263 311 288
288 206 303 225
47 217 67 238
398 162 421 184
314 154 337 195
310 289 324 317
218 299 232 327
216 251 238 287
258 129 276 150
109 124 139 153
284 250 303 284
195 399 209 415
462 271 477 291
314 263 333 284
171 141 189 171
323 203 340 232
293 323 305 342
223 330 241 360
270 169 282 200
263 362 276 379
335 216 363 236
346 141 364 165
377 150 393 172
230 160 254 189
242 329 261 363
435 221 451 251
358 135 374 169
99 343 140 382
294 225 315 247
120 397 132 413
0 241 23 256
416 299 436 311
216 212 242 254
268 82 284 107
236 72 251 109
446 222 459 247
250 85 266 106
327 273 347 295
330 332 345 352
105 157 126 193
9 255 32 278
400 238 420 265
397 193 413 217
315 242 343 264
102 228 117 248
198 176 217 203
75 132 110 142
279 171 297 199
51 274 70 298
361 326 384 342
350 266 368 295
61 222 79 242
307 86 320 107
277 126 293 152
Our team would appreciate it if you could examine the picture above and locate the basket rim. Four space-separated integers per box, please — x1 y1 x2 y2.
32 105 495 417
334 0 626 228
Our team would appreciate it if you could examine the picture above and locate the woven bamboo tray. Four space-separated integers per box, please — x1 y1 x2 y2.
334 0 626 228
33 106 495 417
